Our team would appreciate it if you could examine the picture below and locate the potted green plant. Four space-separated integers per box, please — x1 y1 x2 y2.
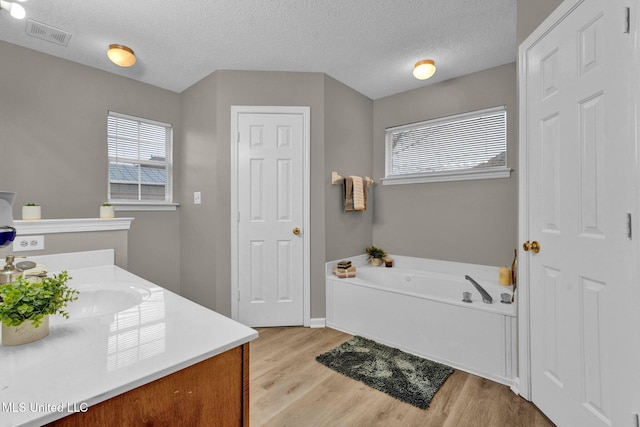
365 245 387 266
100 202 115 219
22 203 41 220
0 272 79 346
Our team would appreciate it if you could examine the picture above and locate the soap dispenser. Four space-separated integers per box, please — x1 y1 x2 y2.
0 255 23 285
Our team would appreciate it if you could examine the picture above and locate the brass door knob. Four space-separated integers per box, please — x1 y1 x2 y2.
292 227 301 236
523 240 541 254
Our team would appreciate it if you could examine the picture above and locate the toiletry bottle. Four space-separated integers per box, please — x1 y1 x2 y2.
499 266 511 285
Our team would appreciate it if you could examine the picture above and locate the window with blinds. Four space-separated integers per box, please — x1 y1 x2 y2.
383 106 510 185
107 112 173 201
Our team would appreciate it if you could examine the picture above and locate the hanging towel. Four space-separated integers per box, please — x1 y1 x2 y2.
344 177 354 211
351 176 366 211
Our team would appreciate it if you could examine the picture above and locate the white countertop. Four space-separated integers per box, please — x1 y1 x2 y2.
0 250 258 427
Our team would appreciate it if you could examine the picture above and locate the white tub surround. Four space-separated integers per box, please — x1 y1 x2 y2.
0 250 257 427
326 255 516 387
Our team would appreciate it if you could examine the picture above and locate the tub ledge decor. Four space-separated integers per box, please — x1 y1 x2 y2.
365 245 387 267
0 272 79 346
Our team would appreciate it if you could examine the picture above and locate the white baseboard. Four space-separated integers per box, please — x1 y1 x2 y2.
309 318 326 328
510 377 521 397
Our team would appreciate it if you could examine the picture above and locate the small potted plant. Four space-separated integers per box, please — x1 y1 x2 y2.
100 202 115 219
22 203 41 220
365 245 387 266
0 272 79 346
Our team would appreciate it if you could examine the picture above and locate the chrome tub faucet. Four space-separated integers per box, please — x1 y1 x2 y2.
464 275 493 304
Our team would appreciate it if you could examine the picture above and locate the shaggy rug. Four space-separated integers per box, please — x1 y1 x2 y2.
316 336 454 409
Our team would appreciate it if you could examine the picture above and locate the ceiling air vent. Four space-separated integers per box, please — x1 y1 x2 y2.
25 19 72 47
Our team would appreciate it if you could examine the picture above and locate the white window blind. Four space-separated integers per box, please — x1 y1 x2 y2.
108 111 173 202
383 106 510 184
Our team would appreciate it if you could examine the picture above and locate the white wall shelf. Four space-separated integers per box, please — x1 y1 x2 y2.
14 218 134 235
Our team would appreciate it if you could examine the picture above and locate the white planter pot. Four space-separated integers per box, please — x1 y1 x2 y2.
22 205 41 220
2 315 49 346
100 205 115 219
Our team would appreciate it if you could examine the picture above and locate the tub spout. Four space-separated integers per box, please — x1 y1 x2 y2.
464 275 493 304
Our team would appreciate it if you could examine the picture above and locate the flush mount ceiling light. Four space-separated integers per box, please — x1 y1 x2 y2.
107 44 136 67
413 59 436 80
0 0 26 19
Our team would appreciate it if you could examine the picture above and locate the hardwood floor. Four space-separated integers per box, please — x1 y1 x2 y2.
250 327 554 427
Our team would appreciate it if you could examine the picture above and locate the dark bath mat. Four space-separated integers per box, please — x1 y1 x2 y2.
316 335 454 409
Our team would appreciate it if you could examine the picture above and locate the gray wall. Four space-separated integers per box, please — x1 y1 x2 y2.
3 0 561 318
179 71 328 318
0 38 520 317
372 63 518 267
178 72 219 308
0 40 373 319
175 0 562 316
324 75 374 259
215 71 327 319
0 41 182 293
517 0 563 45
179 71 373 319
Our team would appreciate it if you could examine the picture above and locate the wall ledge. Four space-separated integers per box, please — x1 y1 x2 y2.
14 218 134 235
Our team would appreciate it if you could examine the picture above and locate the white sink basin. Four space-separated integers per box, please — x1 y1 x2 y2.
66 283 151 319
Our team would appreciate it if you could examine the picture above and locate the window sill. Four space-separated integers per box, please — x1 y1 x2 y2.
109 201 179 211
381 167 512 185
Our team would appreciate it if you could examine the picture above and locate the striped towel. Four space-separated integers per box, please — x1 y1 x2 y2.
351 176 366 211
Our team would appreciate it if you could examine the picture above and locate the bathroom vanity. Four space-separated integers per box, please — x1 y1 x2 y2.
0 250 258 427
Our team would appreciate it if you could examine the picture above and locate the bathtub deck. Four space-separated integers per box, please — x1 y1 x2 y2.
251 327 554 427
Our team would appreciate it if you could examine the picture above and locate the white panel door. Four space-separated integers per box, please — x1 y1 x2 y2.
236 110 305 327
522 1 636 425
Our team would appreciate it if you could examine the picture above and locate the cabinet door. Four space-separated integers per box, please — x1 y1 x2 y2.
47 344 249 427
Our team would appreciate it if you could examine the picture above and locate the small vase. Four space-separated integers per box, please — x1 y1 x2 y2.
22 205 41 220
2 315 49 346
371 258 382 266
100 205 115 219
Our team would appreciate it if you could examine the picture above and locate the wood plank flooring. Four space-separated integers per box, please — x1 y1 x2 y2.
250 327 555 427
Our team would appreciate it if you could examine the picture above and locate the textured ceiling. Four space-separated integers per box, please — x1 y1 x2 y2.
0 0 516 100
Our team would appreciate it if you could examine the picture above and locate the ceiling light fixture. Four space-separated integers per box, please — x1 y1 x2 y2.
413 59 436 80
107 44 136 67
0 0 26 19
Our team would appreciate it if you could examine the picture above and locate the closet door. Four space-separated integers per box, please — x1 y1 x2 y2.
520 0 637 425
232 106 310 327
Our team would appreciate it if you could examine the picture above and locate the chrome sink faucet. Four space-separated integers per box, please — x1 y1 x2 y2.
464 275 493 304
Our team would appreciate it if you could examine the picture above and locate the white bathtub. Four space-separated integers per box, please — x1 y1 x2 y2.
325 255 517 386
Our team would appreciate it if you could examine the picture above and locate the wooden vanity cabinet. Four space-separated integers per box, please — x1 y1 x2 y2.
46 343 250 427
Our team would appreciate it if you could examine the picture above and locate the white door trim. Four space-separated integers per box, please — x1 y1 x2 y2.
230 105 311 327
517 0 586 401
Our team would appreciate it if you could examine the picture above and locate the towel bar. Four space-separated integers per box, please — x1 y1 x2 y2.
331 171 373 187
